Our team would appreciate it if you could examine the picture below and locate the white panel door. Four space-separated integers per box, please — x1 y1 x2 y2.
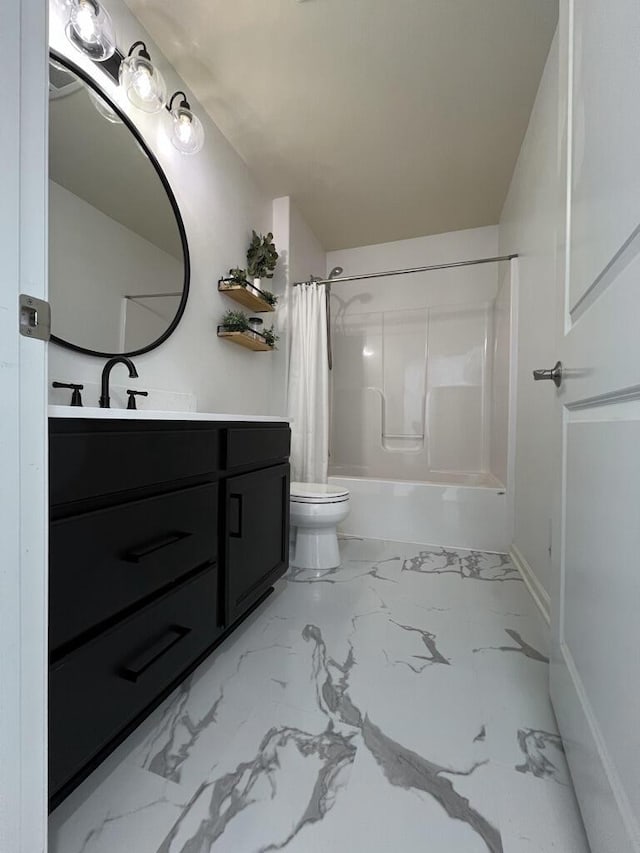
550 2 640 852
0 0 49 849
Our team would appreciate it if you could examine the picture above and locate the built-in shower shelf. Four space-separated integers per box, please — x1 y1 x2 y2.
217 327 274 351
218 279 275 313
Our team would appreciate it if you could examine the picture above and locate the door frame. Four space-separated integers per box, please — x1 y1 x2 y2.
0 0 49 849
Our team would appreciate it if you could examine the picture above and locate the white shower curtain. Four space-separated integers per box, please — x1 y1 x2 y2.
288 282 329 483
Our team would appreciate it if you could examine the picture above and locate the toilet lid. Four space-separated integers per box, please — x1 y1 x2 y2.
290 481 350 503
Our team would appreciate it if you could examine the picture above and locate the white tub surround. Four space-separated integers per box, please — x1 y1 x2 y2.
327 226 507 484
48 406 288 423
325 226 515 554
330 475 509 553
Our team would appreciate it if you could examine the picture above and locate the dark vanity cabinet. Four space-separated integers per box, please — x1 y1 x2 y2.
225 464 290 624
48 417 290 809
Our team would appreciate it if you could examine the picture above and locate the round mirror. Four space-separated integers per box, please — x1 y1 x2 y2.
48 52 190 357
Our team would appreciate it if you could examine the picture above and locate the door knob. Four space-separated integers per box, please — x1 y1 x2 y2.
533 361 563 388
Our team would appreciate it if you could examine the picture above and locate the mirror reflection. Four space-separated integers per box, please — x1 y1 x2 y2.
48 56 187 355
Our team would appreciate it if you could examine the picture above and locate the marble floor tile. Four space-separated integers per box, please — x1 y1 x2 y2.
313 744 501 853
49 539 590 853
478 762 591 852
48 761 188 853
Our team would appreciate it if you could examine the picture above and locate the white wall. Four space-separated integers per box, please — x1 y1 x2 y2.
289 202 326 284
498 32 559 597
123 294 180 352
327 226 499 296
327 226 508 483
49 0 282 415
49 180 180 354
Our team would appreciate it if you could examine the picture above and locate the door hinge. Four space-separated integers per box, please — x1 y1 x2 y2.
19 294 50 341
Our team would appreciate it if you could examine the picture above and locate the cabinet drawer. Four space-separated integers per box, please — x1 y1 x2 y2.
50 425 219 505
225 426 290 470
50 567 219 797
50 484 218 650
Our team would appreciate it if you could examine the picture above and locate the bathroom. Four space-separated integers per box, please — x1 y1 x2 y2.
2 1 639 851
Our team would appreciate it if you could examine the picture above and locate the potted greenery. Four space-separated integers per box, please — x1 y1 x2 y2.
260 289 278 308
247 230 278 291
263 325 280 348
218 310 279 349
228 267 249 286
219 267 279 309
220 309 249 332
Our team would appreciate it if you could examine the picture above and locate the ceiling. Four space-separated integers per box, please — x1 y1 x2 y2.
124 0 558 250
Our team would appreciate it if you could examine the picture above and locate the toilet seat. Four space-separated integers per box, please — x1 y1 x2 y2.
290 481 350 504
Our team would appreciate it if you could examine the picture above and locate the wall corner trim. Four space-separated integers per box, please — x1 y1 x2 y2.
510 544 551 625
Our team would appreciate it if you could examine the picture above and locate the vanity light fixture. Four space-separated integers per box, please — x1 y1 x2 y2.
62 2 201 156
120 41 167 113
166 91 205 155
64 0 116 61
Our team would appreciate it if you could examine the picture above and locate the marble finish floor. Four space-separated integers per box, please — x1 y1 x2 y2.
50 539 590 853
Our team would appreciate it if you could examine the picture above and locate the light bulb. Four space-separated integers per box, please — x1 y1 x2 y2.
170 103 204 154
176 114 193 143
65 0 116 61
75 2 98 41
119 48 166 113
132 67 153 101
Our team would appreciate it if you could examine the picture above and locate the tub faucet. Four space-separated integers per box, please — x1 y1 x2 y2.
99 356 139 408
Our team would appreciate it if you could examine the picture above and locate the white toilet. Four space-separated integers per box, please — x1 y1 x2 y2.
289 482 350 570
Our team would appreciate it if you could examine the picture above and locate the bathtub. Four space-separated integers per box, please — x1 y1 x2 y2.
328 472 510 553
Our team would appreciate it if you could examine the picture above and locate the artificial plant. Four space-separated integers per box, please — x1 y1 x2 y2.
220 309 250 331
263 325 280 348
228 268 248 285
246 231 279 280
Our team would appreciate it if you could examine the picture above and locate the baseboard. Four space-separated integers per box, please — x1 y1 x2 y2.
509 544 551 625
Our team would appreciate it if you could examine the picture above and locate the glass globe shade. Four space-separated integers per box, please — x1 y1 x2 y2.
65 0 116 61
87 88 122 124
170 105 205 155
120 54 166 113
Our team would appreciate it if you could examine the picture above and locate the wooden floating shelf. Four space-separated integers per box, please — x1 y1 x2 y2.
218 279 275 313
217 327 274 351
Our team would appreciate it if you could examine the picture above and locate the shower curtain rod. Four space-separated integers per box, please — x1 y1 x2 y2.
292 253 518 287
124 292 182 299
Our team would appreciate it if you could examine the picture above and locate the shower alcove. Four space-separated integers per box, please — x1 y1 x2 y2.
326 234 515 552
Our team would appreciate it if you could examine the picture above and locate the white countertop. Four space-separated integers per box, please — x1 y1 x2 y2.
48 405 289 423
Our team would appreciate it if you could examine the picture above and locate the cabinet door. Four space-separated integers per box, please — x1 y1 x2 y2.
225 463 289 624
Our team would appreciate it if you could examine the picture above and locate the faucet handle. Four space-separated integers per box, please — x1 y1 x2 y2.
126 389 149 410
52 381 84 407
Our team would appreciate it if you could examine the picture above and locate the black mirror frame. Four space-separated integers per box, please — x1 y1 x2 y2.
48 49 191 359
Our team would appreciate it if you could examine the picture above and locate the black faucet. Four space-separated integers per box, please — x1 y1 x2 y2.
99 357 139 408
126 389 148 410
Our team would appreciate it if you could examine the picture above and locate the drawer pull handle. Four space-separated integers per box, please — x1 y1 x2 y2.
123 531 192 563
120 625 191 682
229 494 243 538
